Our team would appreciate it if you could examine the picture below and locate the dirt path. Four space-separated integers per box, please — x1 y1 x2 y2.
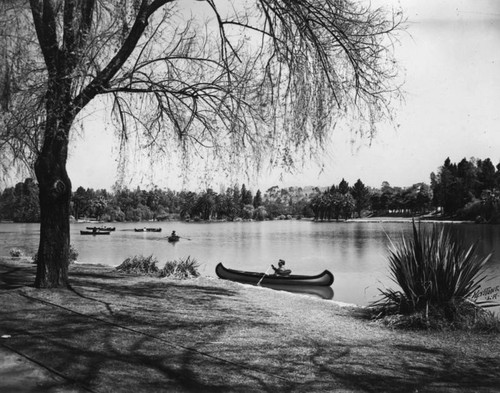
1 259 499 392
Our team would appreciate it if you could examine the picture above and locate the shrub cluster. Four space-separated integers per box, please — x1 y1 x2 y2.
159 256 200 279
9 248 23 257
116 255 200 280
116 255 160 275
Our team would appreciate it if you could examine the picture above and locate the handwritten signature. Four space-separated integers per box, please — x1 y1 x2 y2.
472 285 500 301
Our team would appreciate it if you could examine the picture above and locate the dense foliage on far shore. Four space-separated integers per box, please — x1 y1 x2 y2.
2 157 500 223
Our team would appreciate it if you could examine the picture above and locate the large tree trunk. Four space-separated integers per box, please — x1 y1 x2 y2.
34 127 72 288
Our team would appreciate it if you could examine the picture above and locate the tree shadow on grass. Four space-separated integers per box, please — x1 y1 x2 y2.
303 339 500 393
1 264 291 392
3 261 500 392
1 286 290 393
0 263 36 289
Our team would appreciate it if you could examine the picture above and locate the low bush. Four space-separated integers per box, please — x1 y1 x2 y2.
69 246 79 263
372 221 499 331
9 248 23 257
159 256 200 279
116 255 159 275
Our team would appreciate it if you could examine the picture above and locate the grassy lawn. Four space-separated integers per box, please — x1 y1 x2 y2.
0 258 499 392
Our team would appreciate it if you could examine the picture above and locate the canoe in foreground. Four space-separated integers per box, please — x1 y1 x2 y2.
215 263 334 287
168 235 180 242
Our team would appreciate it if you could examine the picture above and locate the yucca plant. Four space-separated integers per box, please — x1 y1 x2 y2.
373 221 492 322
116 255 159 275
159 256 200 279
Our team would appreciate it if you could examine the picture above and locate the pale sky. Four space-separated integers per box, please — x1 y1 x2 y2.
66 0 500 192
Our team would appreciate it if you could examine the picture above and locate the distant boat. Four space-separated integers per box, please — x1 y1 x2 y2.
86 226 115 231
80 230 111 235
134 228 162 232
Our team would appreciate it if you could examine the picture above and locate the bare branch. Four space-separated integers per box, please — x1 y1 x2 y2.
3 0 404 185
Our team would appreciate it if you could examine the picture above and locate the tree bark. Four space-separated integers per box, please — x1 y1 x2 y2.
34 123 72 288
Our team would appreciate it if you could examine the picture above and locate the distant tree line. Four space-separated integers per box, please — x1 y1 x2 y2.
0 182 316 223
430 157 500 223
310 179 432 221
2 157 500 223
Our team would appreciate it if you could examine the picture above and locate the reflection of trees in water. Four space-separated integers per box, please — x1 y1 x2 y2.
445 224 500 263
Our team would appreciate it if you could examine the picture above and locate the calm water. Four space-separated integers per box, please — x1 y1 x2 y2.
1 220 499 309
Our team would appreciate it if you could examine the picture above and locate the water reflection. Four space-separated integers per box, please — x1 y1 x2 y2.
259 283 334 300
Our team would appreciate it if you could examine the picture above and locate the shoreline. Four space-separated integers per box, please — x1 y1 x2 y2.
0 216 479 225
346 217 476 224
1 258 500 392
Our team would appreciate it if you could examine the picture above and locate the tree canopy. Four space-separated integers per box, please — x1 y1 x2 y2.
1 0 403 180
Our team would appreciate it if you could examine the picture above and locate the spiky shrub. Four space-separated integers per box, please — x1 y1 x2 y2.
159 256 200 279
373 222 495 329
116 255 159 275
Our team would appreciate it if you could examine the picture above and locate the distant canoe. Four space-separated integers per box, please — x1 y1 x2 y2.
168 235 180 242
135 228 162 232
215 263 334 287
80 230 111 235
86 226 115 231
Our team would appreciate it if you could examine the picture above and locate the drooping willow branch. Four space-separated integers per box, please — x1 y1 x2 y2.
1 0 404 184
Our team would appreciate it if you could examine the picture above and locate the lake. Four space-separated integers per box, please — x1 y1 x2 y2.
1 220 499 311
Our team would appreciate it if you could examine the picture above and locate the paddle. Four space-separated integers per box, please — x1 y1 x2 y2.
257 266 272 286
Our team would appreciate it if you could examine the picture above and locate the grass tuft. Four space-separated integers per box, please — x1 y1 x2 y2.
159 256 200 279
116 255 159 275
9 248 23 257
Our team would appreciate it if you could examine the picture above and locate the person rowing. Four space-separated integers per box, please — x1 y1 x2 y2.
271 259 291 276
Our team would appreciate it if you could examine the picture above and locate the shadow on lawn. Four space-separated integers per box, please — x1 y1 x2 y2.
0 262 36 289
303 339 500 393
2 260 500 392
1 262 289 392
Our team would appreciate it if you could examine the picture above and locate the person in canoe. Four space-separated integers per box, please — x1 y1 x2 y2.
168 231 180 242
272 259 291 276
